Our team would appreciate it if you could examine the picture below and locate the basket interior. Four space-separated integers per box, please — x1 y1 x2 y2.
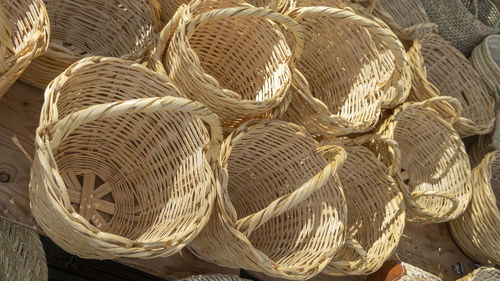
490 154 500 211
486 35 500 67
461 0 500 27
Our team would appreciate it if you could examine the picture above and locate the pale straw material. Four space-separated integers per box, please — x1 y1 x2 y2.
407 33 495 137
20 0 160 89
378 97 472 224
457 267 500 281
157 0 190 25
320 135 405 276
176 275 250 281
189 119 347 280
282 4 409 136
399 262 441 281
471 35 500 105
0 219 48 281
30 56 223 259
0 0 49 99
450 150 500 265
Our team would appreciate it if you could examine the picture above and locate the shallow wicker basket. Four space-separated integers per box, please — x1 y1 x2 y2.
30 56 222 259
320 135 405 276
0 0 49 99
281 5 409 136
19 0 159 89
450 149 500 265
0 219 48 281
407 33 495 137
176 275 250 281
189 119 347 280
457 267 500 280
399 262 441 281
378 97 472 224
471 35 500 105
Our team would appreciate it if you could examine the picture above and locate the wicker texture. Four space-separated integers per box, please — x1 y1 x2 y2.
471 35 500 105
450 150 500 265
378 97 472 224
20 0 159 89
457 267 500 280
0 219 48 281
407 33 495 137
189 119 347 280
162 0 304 129
0 0 49 99
321 135 405 276
282 4 409 136
176 274 250 281
30 56 223 259
158 0 190 25
399 263 441 281
421 0 500 56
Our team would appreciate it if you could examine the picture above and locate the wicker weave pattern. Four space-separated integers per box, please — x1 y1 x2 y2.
158 0 190 25
30 56 222 259
471 35 500 105
189 119 347 280
457 267 500 280
20 0 159 89
0 0 49 99
399 263 441 281
450 150 500 265
176 274 250 281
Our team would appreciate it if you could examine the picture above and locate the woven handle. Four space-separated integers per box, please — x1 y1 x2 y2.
369 134 400 177
328 236 368 269
234 145 346 234
48 96 223 163
412 96 463 125
409 190 459 217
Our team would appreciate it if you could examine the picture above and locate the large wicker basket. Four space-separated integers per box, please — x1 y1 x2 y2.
0 0 49 99
189 119 347 280
399 262 441 281
157 0 190 25
450 149 500 265
378 97 472 224
20 0 159 89
30 56 223 259
457 267 500 280
471 35 500 105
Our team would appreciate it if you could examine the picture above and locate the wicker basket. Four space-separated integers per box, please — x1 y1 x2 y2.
0 0 49 99
399 262 441 281
378 97 472 224
421 0 500 56
157 0 190 25
19 0 159 89
407 33 495 137
30 56 223 259
176 275 250 281
320 135 405 276
450 150 500 265
471 35 500 105
457 267 500 280
281 5 409 136
0 219 48 281
189 119 347 280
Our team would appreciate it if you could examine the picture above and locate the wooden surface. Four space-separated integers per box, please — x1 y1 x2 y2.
0 81 476 281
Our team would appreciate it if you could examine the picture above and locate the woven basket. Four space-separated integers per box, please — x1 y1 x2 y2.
471 35 500 105
421 0 500 56
176 275 250 281
0 219 48 281
189 119 347 280
399 262 441 281
160 1 303 130
378 97 472 224
157 0 190 25
30 56 223 259
320 135 405 276
450 150 500 265
19 0 159 89
407 33 495 137
457 267 500 280
281 5 409 136
0 0 49 99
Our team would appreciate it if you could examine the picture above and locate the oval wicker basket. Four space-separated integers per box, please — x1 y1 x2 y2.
457 267 500 281
19 0 159 89
421 0 500 56
450 149 500 265
0 219 48 281
471 35 500 105
189 119 347 280
320 135 405 276
160 1 303 130
378 97 472 224
399 262 441 281
30 56 223 259
0 0 49 99
407 33 495 137
281 5 409 136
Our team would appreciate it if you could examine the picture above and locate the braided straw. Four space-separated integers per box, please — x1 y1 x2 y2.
399 262 441 281
471 35 500 106
19 0 160 89
0 0 49 99
320 134 405 276
176 274 250 281
157 0 190 25
450 150 500 265
189 119 347 280
421 0 500 56
30 56 222 259
457 267 500 281
0 219 48 281
378 97 472 224
281 4 409 136
407 33 495 137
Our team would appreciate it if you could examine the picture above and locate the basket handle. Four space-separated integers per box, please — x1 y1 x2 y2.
328 236 368 270
367 134 400 177
411 96 463 125
234 145 346 234
408 190 460 218
184 6 304 67
47 96 223 163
